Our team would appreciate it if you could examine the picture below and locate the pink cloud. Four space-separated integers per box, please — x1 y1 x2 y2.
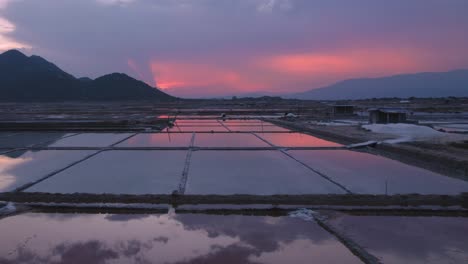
141 46 468 97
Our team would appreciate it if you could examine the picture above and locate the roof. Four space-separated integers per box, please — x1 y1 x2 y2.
368 108 407 114
329 104 355 107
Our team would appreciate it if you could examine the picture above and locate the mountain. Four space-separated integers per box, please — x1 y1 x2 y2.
83 73 173 101
0 49 175 101
289 70 468 100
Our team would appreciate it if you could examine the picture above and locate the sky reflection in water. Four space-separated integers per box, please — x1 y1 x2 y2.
0 212 361 264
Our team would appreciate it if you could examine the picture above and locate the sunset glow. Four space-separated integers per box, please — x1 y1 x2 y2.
143 48 454 97
0 17 29 52
1 0 467 97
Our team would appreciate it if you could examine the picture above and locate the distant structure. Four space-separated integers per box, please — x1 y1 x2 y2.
331 105 355 115
368 108 407 124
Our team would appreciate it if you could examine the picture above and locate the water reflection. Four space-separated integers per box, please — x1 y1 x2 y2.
193 134 269 147
289 150 468 194
26 150 187 194
163 126 228 132
0 150 95 192
256 133 342 147
328 215 468 264
0 132 72 148
48 133 133 147
0 212 361 264
186 151 346 195
117 133 192 147
227 126 289 132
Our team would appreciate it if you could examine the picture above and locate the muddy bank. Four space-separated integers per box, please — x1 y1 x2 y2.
1 192 467 208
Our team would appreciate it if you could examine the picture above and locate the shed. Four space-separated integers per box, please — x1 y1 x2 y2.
368 108 407 124
331 105 354 115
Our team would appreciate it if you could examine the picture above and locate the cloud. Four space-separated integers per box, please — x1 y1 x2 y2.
0 17 30 52
0 1 30 52
0 0 14 9
256 0 292 13
146 47 445 97
96 0 137 6
149 60 266 96
1 0 468 97
257 49 424 76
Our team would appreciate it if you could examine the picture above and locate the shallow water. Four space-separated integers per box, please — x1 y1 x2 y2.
0 132 74 148
193 133 270 147
117 133 193 147
175 120 221 125
327 214 468 264
26 150 187 194
226 126 290 132
186 150 346 195
221 120 274 126
0 150 96 192
0 212 362 264
48 133 133 147
289 150 468 195
256 133 342 147
164 126 229 132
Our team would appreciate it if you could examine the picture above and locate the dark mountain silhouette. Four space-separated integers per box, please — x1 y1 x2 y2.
289 70 468 100
83 73 172 100
0 49 174 101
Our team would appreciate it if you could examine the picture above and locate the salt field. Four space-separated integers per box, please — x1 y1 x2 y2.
2 1 468 261
47 133 133 147
186 150 346 195
288 150 468 194
26 150 187 194
0 119 466 196
1 118 468 264
326 213 468 264
116 133 193 147
0 211 364 264
193 133 269 147
0 132 75 148
0 150 96 192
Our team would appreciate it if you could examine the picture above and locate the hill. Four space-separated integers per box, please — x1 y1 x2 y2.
289 70 468 100
0 50 174 101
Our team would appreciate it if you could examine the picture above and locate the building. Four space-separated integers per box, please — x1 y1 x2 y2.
331 105 355 115
368 108 407 124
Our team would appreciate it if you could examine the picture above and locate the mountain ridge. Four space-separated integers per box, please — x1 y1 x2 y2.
288 69 468 100
0 49 175 101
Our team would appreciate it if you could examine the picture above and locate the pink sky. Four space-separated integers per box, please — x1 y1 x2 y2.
2 0 468 97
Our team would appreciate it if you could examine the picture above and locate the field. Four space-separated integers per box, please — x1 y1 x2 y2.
1 99 468 263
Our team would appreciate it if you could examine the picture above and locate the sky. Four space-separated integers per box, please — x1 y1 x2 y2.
1 0 468 98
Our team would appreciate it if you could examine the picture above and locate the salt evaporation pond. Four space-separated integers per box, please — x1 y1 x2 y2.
117 133 193 147
0 212 362 264
256 133 343 147
185 150 346 195
48 133 133 147
26 150 187 194
193 133 270 147
0 132 75 148
288 150 468 195
0 150 96 192
327 214 468 264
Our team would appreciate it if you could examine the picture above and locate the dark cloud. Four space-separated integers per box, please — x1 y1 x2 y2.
175 213 330 252
104 214 151 222
172 244 262 264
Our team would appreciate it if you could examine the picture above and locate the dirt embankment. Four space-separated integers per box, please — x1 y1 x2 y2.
1 192 467 208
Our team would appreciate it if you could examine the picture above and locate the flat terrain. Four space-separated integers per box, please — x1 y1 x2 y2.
1 100 468 263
